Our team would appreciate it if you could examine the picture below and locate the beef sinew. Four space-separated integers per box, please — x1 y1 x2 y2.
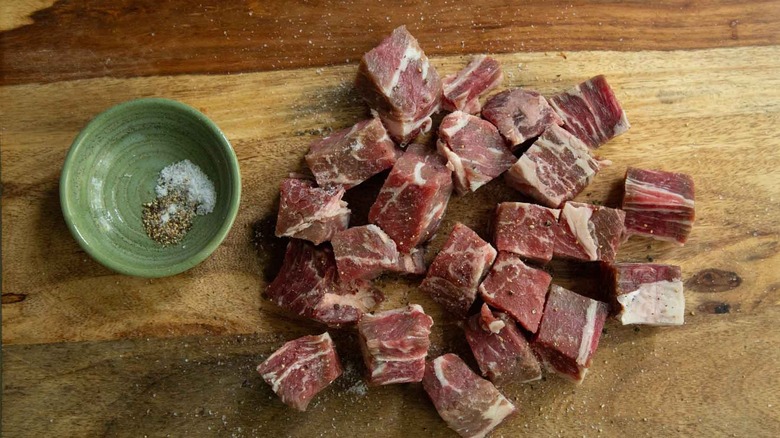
604 263 685 326
275 178 350 245
442 55 503 114
554 202 626 263
482 88 563 150
493 202 560 264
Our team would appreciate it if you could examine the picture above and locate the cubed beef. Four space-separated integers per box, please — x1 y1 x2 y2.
331 224 399 282
622 167 695 245
548 75 630 148
305 117 401 189
369 143 453 252
423 354 516 438
356 25 442 144
532 285 608 383
554 202 626 263
493 202 560 264
504 124 607 208
420 223 497 318
392 247 427 275
482 89 563 150
256 332 343 411
437 111 515 195
465 304 542 383
478 252 552 333
604 263 685 326
275 178 350 245
357 304 434 385
442 55 503 114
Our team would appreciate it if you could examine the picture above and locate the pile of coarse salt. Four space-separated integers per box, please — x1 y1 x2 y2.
155 159 216 215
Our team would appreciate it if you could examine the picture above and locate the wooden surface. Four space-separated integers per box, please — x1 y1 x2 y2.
2 1 780 437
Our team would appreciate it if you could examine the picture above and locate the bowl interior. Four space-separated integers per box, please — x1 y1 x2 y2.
61 98 240 277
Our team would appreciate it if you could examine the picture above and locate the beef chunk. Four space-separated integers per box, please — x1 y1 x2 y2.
357 304 434 385
442 55 503 114
420 223 497 318
532 285 608 383
482 89 563 149
356 25 442 144
437 111 515 195
275 178 350 245
423 354 516 438
493 202 561 264
604 263 685 326
392 247 427 275
622 167 695 245
369 143 453 252
305 117 401 189
331 224 399 282
256 332 342 411
554 202 626 263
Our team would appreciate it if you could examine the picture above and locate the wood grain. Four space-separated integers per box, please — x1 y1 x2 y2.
2 0 780 85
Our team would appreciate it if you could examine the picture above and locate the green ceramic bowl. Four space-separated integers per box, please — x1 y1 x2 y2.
60 98 241 278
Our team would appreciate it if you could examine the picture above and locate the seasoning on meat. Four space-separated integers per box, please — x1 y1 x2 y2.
356 25 442 144
392 247 427 275
478 252 552 333
423 353 516 438
275 178 350 245
265 240 383 326
368 143 453 252
465 304 542 383
493 202 561 264
481 89 563 149
256 332 343 411
604 263 685 326
331 224 399 282
442 55 503 114
305 117 401 189
420 223 497 318
437 111 515 195
532 285 609 383
548 75 630 149
553 202 626 263
357 304 434 385
504 124 607 208
622 167 695 245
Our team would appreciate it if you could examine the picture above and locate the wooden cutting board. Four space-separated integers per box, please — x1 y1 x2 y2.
3 1 780 436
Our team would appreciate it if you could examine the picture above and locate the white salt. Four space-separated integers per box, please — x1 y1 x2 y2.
155 159 216 215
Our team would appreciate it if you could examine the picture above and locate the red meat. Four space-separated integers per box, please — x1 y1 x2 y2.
331 224 399 282
442 55 503 114
493 202 560 264
554 202 626 263
604 263 685 326
275 178 350 245
482 89 563 149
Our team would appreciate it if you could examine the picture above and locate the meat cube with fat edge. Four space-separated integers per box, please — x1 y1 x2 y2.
256 332 343 411
331 225 399 282
442 55 503 114
482 89 563 150
275 178 350 245
357 304 434 385
393 247 427 275
478 252 552 333
549 75 630 149
494 202 560 264
305 117 402 189
369 143 453 252
437 111 515 195
356 25 442 144
604 263 685 326
423 353 517 438
265 240 383 326
622 167 695 245
554 202 626 263
420 223 497 318
532 285 609 383
465 304 542 383
504 124 607 208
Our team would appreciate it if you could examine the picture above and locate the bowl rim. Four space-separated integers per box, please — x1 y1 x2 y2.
59 97 242 278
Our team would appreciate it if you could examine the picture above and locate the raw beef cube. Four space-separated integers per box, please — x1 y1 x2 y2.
549 75 630 149
256 332 343 411
266 240 383 326
392 247 427 275
554 202 626 263
493 202 560 264
423 354 516 438
437 111 515 195
622 167 695 245
442 55 503 114
331 225 399 282
275 178 350 245
420 223 497 318
478 252 552 333
505 124 607 208
481 89 563 149
356 25 442 144
465 304 542 383
532 285 609 383
369 143 453 252
604 263 685 326
305 117 402 189
357 304 434 385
